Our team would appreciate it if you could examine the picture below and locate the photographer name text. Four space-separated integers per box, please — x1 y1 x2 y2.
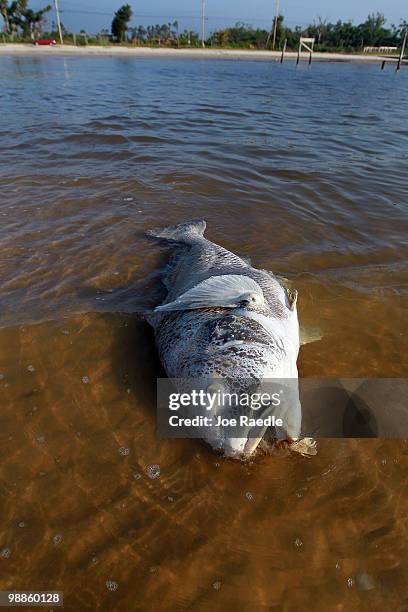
168 415 283 427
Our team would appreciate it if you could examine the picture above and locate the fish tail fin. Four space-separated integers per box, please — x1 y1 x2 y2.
146 219 206 243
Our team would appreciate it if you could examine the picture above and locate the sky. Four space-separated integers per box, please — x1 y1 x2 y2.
30 0 407 35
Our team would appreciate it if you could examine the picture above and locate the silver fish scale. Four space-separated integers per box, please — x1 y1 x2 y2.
156 309 287 384
159 239 288 320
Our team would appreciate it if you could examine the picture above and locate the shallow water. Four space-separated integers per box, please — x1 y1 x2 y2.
0 55 407 610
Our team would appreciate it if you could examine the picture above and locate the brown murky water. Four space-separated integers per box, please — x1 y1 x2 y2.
0 55 407 610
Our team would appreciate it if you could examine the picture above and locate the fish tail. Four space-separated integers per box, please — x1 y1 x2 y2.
146 219 206 243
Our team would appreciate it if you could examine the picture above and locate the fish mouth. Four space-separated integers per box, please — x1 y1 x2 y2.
206 431 265 459
204 399 276 459
243 435 264 455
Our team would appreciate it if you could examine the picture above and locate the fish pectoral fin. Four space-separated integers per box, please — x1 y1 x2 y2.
288 289 298 311
289 438 317 457
155 274 265 312
300 325 323 346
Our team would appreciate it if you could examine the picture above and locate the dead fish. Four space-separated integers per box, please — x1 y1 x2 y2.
147 219 316 458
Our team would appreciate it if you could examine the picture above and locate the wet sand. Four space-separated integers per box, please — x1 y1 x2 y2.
0 315 407 609
0 42 394 63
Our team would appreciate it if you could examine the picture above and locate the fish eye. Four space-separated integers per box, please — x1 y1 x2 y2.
239 297 251 306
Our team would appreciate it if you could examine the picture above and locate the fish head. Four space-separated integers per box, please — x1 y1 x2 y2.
186 311 302 459
198 378 265 458
237 291 265 308
197 374 300 459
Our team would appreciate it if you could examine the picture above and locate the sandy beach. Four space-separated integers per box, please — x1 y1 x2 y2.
0 42 394 63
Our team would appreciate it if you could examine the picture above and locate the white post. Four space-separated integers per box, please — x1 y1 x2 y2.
201 0 205 48
397 29 407 71
53 0 63 44
272 0 280 49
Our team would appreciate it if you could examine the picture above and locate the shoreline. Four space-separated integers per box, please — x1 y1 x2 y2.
0 43 394 63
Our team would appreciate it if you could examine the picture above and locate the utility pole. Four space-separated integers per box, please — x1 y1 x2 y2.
201 0 205 48
54 0 63 44
272 0 280 49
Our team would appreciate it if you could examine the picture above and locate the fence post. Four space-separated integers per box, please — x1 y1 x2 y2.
396 30 407 71
280 38 287 63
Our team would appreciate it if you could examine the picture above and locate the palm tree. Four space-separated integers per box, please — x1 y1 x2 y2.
0 0 10 34
20 6 51 40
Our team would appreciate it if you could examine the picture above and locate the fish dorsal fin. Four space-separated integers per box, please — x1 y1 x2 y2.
155 275 265 312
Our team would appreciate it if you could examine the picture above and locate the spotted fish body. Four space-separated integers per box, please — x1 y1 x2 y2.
147 220 310 457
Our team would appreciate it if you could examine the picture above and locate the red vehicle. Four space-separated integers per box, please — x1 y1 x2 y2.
33 39 57 46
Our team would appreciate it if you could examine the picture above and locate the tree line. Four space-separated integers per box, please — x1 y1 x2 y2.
109 8 407 50
208 14 407 51
0 2 406 52
110 5 200 46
